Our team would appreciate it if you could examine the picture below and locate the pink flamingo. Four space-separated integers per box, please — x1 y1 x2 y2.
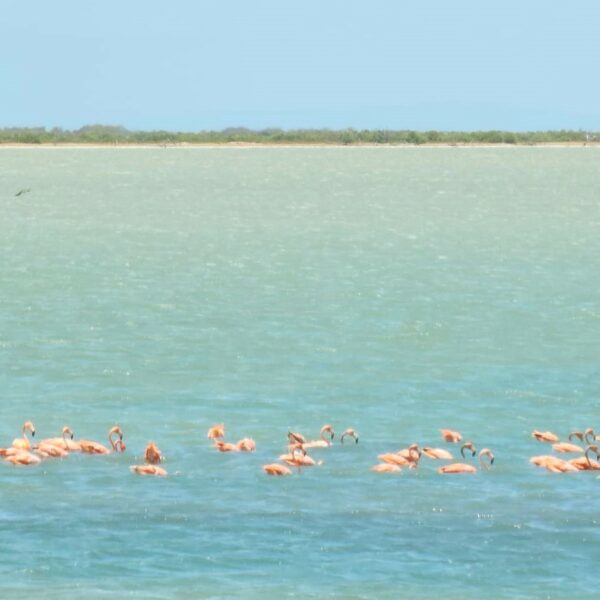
440 429 462 443
4 450 41 466
79 426 125 454
131 442 167 476
422 447 454 460
11 421 36 450
263 463 292 476
207 424 225 440
370 463 402 473
301 425 335 449
340 428 359 444
531 430 559 443
40 426 82 452
437 443 487 474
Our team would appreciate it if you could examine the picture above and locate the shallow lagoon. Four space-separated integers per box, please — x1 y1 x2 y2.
1 147 599 598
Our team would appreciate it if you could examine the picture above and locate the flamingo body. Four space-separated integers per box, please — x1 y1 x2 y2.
207 424 225 440
130 465 167 477
4 450 41 466
552 442 584 454
35 443 69 458
531 430 559 443
144 442 163 464
437 463 477 474
371 463 401 473
422 447 453 460
440 429 462 443
236 438 256 452
263 463 292 476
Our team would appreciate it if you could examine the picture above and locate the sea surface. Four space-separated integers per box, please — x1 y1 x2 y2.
1 147 599 599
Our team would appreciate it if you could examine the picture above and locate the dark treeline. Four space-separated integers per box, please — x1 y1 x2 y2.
0 125 598 145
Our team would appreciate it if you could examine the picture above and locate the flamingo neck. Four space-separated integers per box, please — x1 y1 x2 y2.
408 447 421 465
109 431 119 450
22 427 32 447
320 431 331 445
479 453 493 470
585 446 598 467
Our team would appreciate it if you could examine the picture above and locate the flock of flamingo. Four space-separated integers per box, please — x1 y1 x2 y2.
2 421 599 477
0 422 166 476
210 423 600 477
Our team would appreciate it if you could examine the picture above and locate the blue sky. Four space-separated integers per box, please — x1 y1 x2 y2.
2 0 599 131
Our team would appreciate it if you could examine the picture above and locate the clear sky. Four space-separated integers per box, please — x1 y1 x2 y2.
2 0 600 131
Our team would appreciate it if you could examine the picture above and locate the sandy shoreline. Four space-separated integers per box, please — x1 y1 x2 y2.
1 142 599 149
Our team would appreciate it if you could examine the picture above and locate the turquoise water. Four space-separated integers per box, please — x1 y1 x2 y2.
1 147 599 599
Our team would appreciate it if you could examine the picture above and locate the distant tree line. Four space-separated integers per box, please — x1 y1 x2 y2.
0 125 597 145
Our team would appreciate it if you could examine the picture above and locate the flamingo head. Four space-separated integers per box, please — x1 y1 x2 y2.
408 443 421 461
109 425 123 440
341 428 359 444
321 424 335 440
207 423 225 439
62 426 74 440
461 442 476 458
23 421 35 437
584 428 596 444
479 448 495 468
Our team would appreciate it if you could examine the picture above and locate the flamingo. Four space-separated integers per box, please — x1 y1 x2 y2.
370 463 402 473
530 455 578 473
280 447 321 467
79 426 125 454
131 442 167 476
11 421 36 450
213 436 255 452
437 443 480 474
236 438 256 452
302 425 335 449
340 428 359 444
214 440 239 453
398 444 422 462
144 442 163 464
207 424 225 440
378 444 420 468
34 443 69 459
4 450 41 466
584 428 600 444
568 431 585 443
531 430 559 443
479 448 495 469
422 447 454 460
552 442 584 454
440 429 462 443
287 430 307 445
131 464 167 476
377 452 412 466
40 426 82 452
569 445 600 471
263 463 292 476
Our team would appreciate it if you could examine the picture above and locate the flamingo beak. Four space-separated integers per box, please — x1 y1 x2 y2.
355 437 359 444
32 430 35 437
472 449 476 457
491 457 495 464
70 433 74 440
